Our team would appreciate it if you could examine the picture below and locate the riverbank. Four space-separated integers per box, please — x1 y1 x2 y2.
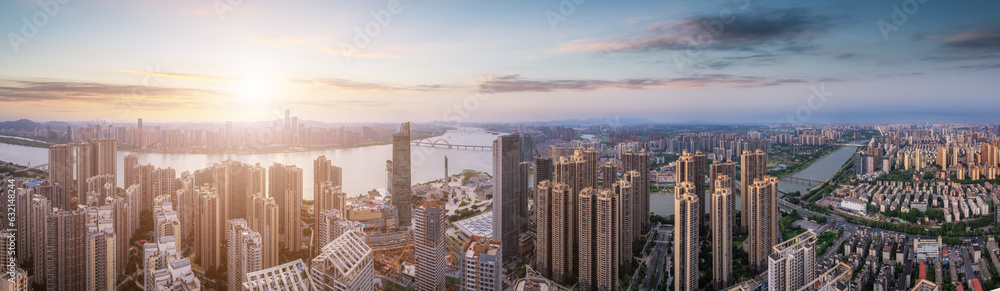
0 159 47 178
769 144 844 177
0 136 51 148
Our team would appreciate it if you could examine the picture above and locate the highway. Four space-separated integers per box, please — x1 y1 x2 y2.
638 224 672 291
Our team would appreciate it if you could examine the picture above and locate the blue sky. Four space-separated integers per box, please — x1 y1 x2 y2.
1 0 999 123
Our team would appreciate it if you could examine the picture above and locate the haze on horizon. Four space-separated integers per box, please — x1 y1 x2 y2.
2 0 1000 124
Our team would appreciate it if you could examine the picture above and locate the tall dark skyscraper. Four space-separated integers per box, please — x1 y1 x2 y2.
392 122 413 227
493 134 525 264
535 157 553 185
622 149 650 230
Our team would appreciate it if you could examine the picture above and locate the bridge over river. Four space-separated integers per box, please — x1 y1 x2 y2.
411 138 492 151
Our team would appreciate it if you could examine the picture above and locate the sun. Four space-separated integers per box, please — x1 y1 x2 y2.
237 78 274 105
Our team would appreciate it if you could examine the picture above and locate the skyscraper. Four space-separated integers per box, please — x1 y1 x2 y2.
316 209 363 255
81 139 117 192
535 157 553 185
596 188 619 291
674 182 700 291
550 147 598 279
741 149 767 228
122 154 139 188
415 201 447 291
197 188 223 271
85 174 115 206
768 231 817 291
249 193 280 268
46 208 87 291
12 190 31 265
76 141 93 195
615 176 635 274
30 196 52 286
85 206 116 291
310 229 374 291
316 182 347 221
153 197 181 248
711 176 735 290
269 162 303 252
493 134 526 264
678 150 706 233
622 149 650 230
314 155 343 199
601 161 617 186
227 219 263 291
47 144 73 196
937 145 949 169
0 268 27 291
748 176 779 271
392 122 413 227
548 181 574 285
177 172 196 253
534 180 555 280
461 236 503 291
576 187 599 291
710 159 736 194
111 189 136 275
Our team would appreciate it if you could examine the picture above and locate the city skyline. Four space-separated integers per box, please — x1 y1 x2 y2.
3 1 1000 123
5 0 1000 290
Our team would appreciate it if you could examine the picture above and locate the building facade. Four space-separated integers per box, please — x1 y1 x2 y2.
415 201 447 291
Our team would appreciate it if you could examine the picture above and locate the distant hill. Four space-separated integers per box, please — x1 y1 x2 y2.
527 118 656 126
0 119 73 131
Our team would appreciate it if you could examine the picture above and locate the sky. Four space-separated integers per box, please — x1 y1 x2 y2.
1 0 999 124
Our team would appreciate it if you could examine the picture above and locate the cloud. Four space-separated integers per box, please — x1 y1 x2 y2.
561 8 834 54
295 78 457 93
943 29 1000 51
116 70 240 82
323 47 400 59
0 79 220 110
478 74 809 93
921 28 1000 66
834 53 857 60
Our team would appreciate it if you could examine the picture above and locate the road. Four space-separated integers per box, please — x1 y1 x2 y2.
638 224 673 290
778 199 857 262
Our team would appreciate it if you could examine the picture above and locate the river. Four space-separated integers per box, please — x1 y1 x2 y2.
0 128 498 199
649 140 865 216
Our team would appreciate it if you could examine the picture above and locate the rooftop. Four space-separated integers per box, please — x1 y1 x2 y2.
454 211 493 239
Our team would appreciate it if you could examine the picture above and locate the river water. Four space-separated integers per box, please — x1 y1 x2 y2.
0 128 498 199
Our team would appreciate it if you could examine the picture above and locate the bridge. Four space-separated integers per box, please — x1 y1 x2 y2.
778 176 825 186
411 138 492 151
